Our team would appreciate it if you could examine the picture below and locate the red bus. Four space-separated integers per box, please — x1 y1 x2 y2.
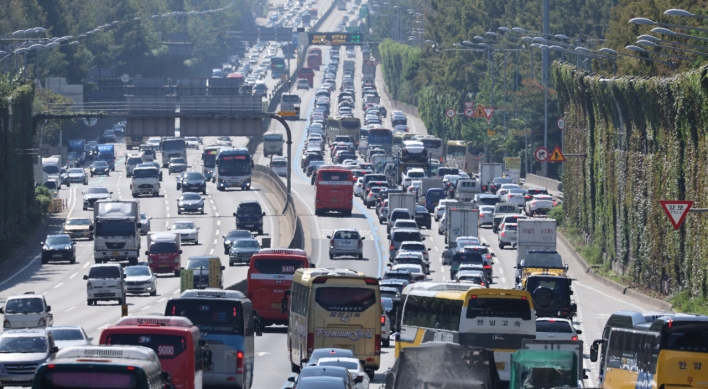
297 67 314 87
100 316 203 389
247 248 311 326
314 165 355 216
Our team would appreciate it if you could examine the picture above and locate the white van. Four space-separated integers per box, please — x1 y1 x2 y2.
263 132 284 157
270 156 287 177
455 178 481 202
84 264 127 305
0 292 53 328
125 155 144 177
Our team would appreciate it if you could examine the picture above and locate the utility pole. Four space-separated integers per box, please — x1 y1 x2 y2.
542 0 549 176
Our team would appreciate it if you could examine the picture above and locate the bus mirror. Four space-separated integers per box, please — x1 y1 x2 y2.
233 212 237 217
310 263 316 268
590 340 601 362
287 377 295 382
301 358 309 364
564 264 569 271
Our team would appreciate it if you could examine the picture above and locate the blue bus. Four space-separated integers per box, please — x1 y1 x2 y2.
215 148 252 191
271 57 286 79
367 128 393 154
165 289 260 389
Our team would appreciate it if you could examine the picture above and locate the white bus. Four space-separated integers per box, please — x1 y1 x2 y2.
395 282 536 382
280 93 301 119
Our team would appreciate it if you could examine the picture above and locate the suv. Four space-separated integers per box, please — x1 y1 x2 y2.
388 228 424 258
0 329 58 387
100 129 116 143
450 249 493 282
82 186 112 210
387 208 413 233
168 158 187 174
328 229 365 259
83 264 127 306
181 171 207 194
234 201 265 235
1 292 53 329
125 155 144 177
41 234 76 264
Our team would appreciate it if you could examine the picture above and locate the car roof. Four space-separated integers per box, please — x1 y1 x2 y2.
1 329 48 336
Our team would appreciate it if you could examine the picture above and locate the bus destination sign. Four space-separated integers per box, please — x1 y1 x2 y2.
307 32 363 45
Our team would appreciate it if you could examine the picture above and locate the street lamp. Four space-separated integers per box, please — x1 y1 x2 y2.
625 44 692 61
651 27 708 43
663 9 708 19
629 17 708 35
638 34 708 52
599 47 675 70
636 39 708 57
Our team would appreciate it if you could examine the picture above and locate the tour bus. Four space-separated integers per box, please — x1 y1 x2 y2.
446 140 466 169
201 145 224 181
326 117 361 146
287 268 382 378
271 56 286 79
33 345 168 389
280 93 301 119
100 316 203 389
418 136 444 160
215 148 252 191
314 165 355 217
591 313 708 389
165 289 260 389
367 128 393 154
161 138 187 168
395 282 536 382
263 132 284 157
247 248 312 326
127 134 149 151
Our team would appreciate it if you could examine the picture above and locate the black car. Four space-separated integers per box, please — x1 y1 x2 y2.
222 229 253 254
414 205 432 229
234 201 265 235
301 152 324 171
100 130 116 143
450 251 492 281
335 152 357 164
41 234 76 264
90 161 110 177
181 172 207 194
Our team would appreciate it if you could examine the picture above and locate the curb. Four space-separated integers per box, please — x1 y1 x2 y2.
557 230 673 311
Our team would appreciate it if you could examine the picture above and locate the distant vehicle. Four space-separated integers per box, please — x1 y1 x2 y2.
0 292 54 329
297 78 310 89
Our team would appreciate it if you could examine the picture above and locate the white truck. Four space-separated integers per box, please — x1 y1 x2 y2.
420 178 444 194
130 165 160 197
388 193 416 216
455 178 481 202
93 200 141 265
343 60 355 73
516 218 557 265
444 207 479 244
479 163 504 192
362 62 376 84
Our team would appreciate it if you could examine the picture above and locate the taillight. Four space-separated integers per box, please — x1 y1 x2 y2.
501 232 506 237
531 201 536 205
483 265 491 270
480 214 485 218
508 194 513 199
330 239 335 247
423 251 428 255
486 254 492 259
572 335 578 341
236 351 244 374
358 240 363 248
307 332 314 353
480 282 485 286
375 334 381 355
390 244 394 251
380 315 386 325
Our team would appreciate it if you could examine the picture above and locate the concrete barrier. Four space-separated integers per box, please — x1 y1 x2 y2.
524 174 563 195
251 165 304 250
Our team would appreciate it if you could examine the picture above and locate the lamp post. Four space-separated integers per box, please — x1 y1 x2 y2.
635 39 708 57
599 47 676 70
629 17 708 35
624 44 692 61
650 27 708 44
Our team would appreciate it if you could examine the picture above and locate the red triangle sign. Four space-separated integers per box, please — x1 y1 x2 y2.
660 200 693 230
483 107 495 123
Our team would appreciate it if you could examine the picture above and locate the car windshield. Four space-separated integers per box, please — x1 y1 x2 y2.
88 266 121 279
170 158 186 164
172 222 195 230
46 235 71 245
232 239 260 248
456 239 480 248
50 328 84 341
237 204 261 215
4 298 44 314
68 169 84 174
92 161 108 167
66 219 90 226
536 321 573 333
318 360 359 370
0 336 47 353
180 194 201 201
226 230 252 239
333 230 359 240
187 258 210 270
125 266 151 277
186 172 203 180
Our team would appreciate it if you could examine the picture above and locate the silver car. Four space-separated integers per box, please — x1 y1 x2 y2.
478 205 495 227
124 265 157 296
139 213 151 235
498 222 518 249
0 329 58 387
228 238 261 266
328 229 365 259
48 326 92 349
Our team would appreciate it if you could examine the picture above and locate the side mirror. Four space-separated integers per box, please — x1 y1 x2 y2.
46 306 51 312
198 339 207 347
576 329 583 335
564 264 569 271
590 341 600 362
110 192 113 194
178 250 183 254
301 358 309 364
145 251 150 255
40 242 44 246
310 263 316 268
421 237 425 241
287 377 295 382
221 266 225 270
0 307 3 314
233 212 237 217
361 237 366 240
160 372 171 382
83 275 88 280
262 212 266 216
326 235 332 239
444 246 448 249
51 346 60 353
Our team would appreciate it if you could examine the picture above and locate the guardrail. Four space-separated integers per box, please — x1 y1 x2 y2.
39 97 264 117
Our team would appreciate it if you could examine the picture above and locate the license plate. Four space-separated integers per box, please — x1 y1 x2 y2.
111 251 119 256
334 344 354 351
331 198 339 202
13 376 29 381
270 302 282 309
53 254 63 258
495 362 505 371
246 224 254 227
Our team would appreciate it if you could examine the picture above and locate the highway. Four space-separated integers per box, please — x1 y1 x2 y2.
0 1 664 389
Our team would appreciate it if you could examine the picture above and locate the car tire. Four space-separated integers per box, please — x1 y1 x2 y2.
383 338 390 347
499 242 505 249
70 256 76 264
178 210 182 215
358 254 363 260
87 299 93 306
174 270 180 277
194 240 198 245
258 229 264 235
329 253 334 260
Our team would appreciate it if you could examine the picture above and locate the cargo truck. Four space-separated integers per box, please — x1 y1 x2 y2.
93 200 141 265
343 60 355 73
130 165 160 197
67 139 86 165
145 232 182 277
516 218 557 265
388 193 417 216
479 162 504 192
96 145 115 171
444 207 479 244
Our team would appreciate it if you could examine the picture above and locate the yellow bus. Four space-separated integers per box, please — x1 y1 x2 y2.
326 117 361 145
287 268 381 378
446 140 484 175
395 282 536 382
591 315 708 389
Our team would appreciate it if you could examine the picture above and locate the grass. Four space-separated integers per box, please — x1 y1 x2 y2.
669 290 708 315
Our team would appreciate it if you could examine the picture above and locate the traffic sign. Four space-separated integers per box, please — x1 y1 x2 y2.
464 107 474 118
548 145 566 162
660 200 694 230
464 101 476 108
483 107 495 124
534 147 549 162
445 108 457 119
487 129 496 137
473 104 485 118
278 111 298 117
557 118 566 130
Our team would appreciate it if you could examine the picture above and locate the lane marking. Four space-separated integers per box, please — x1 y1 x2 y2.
215 230 219 236
157 298 166 303
70 273 77 279
0 255 40 286
65 306 76 312
209 248 214 255
140 305 151 311
83 261 90 268
573 281 645 310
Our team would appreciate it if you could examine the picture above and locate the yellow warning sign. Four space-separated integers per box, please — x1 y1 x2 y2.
474 104 486 118
549 145 566 162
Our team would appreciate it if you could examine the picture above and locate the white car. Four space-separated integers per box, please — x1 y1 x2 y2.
354 177 365 197
502 188 527 208
269 156 287 177
391 263 427 281
407 180 422 195
124 265 157 296
316 357 370 389
0 293 53 329
498 222 518 249
49 326 92 349
170 220 200 244
184 137 200 149
478 205 495 227
215 137 232 147
402 167 426 188
535 318 581 341
434 199 457 221
398 241 430 262
526 194 555 216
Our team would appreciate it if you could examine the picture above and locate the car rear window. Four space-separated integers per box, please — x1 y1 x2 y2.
504 224 518 231
392 231 421 242
536 321 573 333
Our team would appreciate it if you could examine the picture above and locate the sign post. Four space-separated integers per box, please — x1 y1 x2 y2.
660 200 694 230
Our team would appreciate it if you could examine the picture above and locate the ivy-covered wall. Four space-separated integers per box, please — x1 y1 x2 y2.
554 62 708 297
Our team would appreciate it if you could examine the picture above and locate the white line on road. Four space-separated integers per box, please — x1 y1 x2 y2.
433 246 439 251
167 213 170 218
65 306 76 312
83 261 90 268
0 254 40 286
140 305 151 311
499 268 504 275
217 220 220 226
214 212 219 217
215 230 219 236
574 281 645 310
213 239 217 244
209 249 214 255
173 290 179 294
157 298 166 303
54 282 63 288
69 273 77 279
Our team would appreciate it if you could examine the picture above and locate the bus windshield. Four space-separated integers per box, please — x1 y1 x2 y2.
369 129 392 144
466 298 533 320
218 155 251 176
254 258 305 274
341 119 361 130
448 144 466 157
315 287 377 312
319 171 351 181
203 149 219 168
38 368 139 389
662 322 708 353
133 169 157 179
105 333 187 359
166 300 243 335
95 221 136 237
422 138 442 149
